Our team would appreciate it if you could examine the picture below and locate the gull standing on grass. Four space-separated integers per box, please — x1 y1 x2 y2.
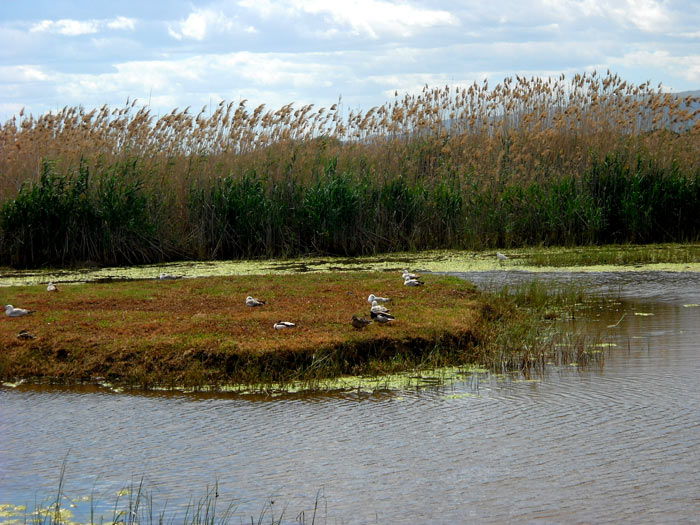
496 252 509 261
402 270 420 280
46 282 58 292
246 296 266 307
274 321 296 330
368 293 391 304
5 304 36 317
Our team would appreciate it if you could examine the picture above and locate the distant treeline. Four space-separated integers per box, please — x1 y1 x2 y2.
1 153 699 267
1 71 699 267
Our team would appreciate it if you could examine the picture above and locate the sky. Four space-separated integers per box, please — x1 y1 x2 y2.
2 0 700 122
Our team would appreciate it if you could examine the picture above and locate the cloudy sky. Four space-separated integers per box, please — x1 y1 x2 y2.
2 0 699 121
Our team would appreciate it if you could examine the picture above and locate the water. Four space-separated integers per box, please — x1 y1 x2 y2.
1 272 700 523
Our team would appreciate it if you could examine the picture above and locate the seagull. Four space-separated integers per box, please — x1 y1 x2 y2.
17 329 36 340
403 276 425 286
368 293 391 304
371 311 395 324
46 282 58 292
5 305 36 317
351 315 372 329
159 273 181 280
246 296 266 307
496 252 509 261
274 321 296 330
371 300 390 314
402 270 420 280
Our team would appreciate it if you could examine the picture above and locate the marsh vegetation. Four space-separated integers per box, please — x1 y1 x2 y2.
1 71 699 267
0 273 604 392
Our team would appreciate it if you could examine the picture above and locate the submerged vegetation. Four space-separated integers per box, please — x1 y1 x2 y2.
0 273 602 392
1 71 699 267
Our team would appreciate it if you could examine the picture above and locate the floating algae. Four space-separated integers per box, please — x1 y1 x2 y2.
4 244 700 287
442 393 481 399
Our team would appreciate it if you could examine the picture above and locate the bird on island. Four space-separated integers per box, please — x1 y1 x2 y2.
351 315 372 329
367 293 391 304
496 252 509 261
274 321 296 330
402 270 420 280
403 275 425 286
17 329 36 340
5 304 36 317
371 300 390 314
159 272 180 280
46 282 58 292
371 311 395 324
246 296 266 307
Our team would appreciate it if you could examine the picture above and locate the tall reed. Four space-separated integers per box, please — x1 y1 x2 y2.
1 71 698 267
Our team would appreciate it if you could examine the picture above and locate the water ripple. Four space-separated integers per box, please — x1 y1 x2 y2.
2 273 700 522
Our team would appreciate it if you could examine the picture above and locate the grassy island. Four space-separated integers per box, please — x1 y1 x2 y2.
0 271 586 392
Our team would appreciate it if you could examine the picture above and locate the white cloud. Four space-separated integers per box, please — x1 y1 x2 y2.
541 0 673 33
0 65 50 82
30 16 136 36
238 0 459 38
107 16 136 31
167 26 183 40
31 19 100 36
614 50 700 85
42 50 345 110
219 53 326 87
167 8 237 40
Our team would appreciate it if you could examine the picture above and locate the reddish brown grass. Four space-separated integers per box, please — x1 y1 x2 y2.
0 272 500 388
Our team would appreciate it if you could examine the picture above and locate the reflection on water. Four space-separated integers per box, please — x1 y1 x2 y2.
1 272 700 523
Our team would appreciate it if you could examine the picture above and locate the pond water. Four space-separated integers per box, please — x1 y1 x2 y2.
1 271 699 523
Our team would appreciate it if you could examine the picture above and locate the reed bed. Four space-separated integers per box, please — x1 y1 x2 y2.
1 71 699 267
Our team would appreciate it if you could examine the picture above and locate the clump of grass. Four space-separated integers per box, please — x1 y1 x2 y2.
465 278 612 374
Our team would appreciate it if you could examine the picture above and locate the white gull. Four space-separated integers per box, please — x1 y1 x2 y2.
371 300 390 314
246 296 266 307
5 304 36 317
370 311 395 324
